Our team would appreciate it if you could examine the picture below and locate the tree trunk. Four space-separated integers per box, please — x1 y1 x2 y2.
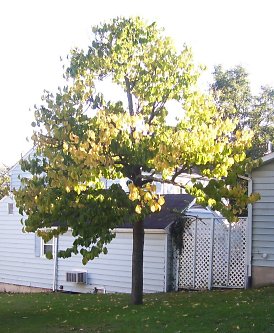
131 219 144 305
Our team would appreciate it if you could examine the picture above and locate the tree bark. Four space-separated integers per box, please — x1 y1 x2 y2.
125 76 134 116
131 219 144 305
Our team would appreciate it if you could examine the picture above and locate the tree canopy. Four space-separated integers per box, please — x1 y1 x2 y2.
0 165 9 200
211 65 274 159
15 17 258 304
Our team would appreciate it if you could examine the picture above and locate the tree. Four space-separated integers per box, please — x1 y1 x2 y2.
211 65 274 159
15 17 257 305
211 65 252 130
0 165 9 200
248 86 274 158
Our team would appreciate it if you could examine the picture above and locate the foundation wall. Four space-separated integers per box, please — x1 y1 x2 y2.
252 266 274 287
0 283 51 293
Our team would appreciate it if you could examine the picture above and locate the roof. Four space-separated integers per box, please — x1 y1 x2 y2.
249 152 274 173
121 194 195 230
260 152 274 164
186 205 222 219
9 148 35 172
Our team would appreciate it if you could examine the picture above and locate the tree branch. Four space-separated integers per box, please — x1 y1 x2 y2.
125 76 134 116
147 101 158 124
147 89 173 125
141 174 187 188
141 172 209 188
171 167 190 182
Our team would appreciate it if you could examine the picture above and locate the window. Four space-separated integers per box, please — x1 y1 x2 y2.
41 238 54 258
8 203 13 214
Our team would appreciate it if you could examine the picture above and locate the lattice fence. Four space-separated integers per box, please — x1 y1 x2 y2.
178 217 247 290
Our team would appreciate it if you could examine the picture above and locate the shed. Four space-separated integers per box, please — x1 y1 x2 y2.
1 150 209 293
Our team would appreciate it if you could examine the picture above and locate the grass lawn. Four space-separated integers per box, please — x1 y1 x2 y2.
0 287 274 333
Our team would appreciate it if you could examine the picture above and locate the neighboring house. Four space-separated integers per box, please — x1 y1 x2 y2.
0 151 213 294
250 152 274 287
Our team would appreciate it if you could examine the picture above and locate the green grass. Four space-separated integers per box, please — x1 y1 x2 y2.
0 287 274 333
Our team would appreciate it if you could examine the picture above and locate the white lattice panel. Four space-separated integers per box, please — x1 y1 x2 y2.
178 218 195 289
228 218 247 288
179 218 212 289
178 217 247 290
212 221 230 287
194 220 211 289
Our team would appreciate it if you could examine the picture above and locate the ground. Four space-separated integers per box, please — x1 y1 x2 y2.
0 287 273 332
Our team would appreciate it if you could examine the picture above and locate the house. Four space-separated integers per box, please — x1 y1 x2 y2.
249 152 274 287
0 152 214 294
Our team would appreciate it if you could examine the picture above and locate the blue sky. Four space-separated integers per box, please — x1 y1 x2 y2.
1 0 274 166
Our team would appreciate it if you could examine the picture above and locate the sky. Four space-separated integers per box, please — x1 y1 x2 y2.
1 0 274 167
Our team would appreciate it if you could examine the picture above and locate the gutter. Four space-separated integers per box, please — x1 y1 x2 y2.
114 228 167 234
238 174 253 288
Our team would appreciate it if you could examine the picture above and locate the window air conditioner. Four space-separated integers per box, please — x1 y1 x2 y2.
66 271 87 284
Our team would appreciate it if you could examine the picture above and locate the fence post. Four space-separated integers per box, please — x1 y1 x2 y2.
208 218 215 290
226 222 232 286
192 218 198 289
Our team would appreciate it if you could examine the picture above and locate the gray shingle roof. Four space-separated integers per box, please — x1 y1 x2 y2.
121 194 195 229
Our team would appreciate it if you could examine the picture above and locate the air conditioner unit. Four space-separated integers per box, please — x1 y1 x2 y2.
66 271 87 284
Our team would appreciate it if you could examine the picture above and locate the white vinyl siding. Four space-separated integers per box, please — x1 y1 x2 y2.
57 230 168 294
9 148 36 191
10 162 32 191
252 162 274 267
0 196 54 289
3 151 193 293
0 196 169 294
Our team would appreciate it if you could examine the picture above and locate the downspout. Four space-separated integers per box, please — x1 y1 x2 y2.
238 174 253 288
52 236 59 292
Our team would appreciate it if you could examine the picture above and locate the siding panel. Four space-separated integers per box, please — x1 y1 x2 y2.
0 194 168 294
253 209 274 217
10 163 32 191
0 197 53 289
253 183 274 191
252 162 274 269
57 231 167 294
253 163 274 173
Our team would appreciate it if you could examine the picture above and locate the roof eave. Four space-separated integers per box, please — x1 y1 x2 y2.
9 147 35 173
164 197 197 231
114 228 167 234
261 152 274 164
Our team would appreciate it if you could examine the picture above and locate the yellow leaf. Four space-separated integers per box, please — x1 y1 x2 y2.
88 130 96 141
128 184 140 201
63 142 69 151
144 192 152 202
133 131 139 140
158 196 165 206
154 203 161 211
135 205 142 214
69 132 79 144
